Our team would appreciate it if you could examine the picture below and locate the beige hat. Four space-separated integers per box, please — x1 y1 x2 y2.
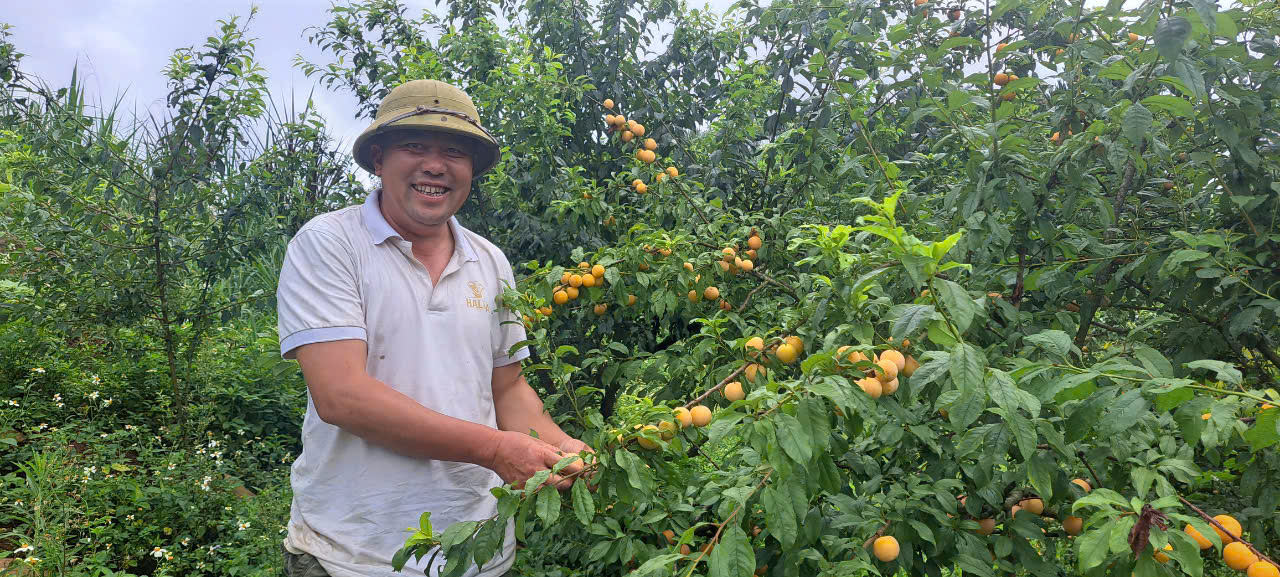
352 79 500 178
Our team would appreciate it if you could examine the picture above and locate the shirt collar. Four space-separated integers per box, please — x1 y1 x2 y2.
362 188 479 262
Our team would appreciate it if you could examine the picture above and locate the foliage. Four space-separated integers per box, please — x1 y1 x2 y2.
2 0 1280 575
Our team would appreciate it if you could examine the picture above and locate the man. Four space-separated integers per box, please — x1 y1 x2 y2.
276 79 590 577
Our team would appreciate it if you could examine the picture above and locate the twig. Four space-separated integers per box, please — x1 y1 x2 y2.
1177 495 1276 568
685 363 749 408
1077 450 1104 491
682 470 773 576
862 522 890 548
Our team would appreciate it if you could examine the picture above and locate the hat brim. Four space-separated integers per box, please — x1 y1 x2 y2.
352 110 499 179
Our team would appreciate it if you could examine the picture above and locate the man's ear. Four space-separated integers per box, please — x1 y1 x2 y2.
369 143 384 176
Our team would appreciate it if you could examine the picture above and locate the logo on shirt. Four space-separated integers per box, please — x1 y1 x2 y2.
466 281 490 311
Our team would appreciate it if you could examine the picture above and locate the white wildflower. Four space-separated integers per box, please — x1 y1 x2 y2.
87 391 99 400
32 367 45 374
14 543 32 554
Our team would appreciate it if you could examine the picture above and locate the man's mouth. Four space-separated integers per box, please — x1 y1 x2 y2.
411 183 448 198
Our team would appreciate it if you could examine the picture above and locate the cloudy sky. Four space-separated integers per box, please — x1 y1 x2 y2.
4 0 737 151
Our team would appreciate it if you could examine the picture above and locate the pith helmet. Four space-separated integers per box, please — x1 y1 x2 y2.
352 79 500 178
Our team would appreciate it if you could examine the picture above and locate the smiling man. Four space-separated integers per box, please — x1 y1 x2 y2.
275 80 590 577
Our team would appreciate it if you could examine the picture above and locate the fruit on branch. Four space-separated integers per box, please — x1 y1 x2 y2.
690 405 712 427
873 536 900 562
724 381 745 402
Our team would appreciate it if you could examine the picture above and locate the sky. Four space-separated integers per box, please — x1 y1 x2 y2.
3 0 738 153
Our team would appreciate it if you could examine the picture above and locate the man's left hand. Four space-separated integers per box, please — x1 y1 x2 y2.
557 438 593 455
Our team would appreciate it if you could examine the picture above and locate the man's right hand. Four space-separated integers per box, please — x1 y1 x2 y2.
486 431 584 490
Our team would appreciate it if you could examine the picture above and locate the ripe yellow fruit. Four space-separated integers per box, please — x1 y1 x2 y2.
627 294 638 306
635 182 648 194
1055 48 1065 56
745 336 765 357
560 271 572 285
724 381 745 402
666 166 678 178
566 286 580 300
874 358 899 383
775 343 798 365
745 363 767 382
662 528 675 543
1248 561 1280 577
977 518 996 535
858 376 883 399
673 407 693 428
553 290 569 305
873 536 900 562
1185 524 1213 549
591 264 605 278
902 355 920 377
1072 478 1092 493
658 420 677 440
603 98 614 110
538 306 553 316
637 425 661 450
679 544 692 555
994 73 1011 86
738 258 755 272
1225 542 1258 571
1154 543 1172 563
637 149 656 163
643 138 657 151
632 123 646 137
1212 514 1242 543
622 130 634 142
996 42 1009 53
568 274 583 287
690 405 712 427
784 335 803 352
704 286 720 301
880 349 906 372
594 303 608 315
843 348 870 365
748 234 762 250
1020 498 1044 516
1127 32 1140 44
688 289 700 303
883 378 900 395
719 299 732 311
1050 131 1062 145
581 273 596 288
1063 516 1083 536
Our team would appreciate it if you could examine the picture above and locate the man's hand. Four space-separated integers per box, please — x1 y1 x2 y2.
557 437 593 456
487 431 585 491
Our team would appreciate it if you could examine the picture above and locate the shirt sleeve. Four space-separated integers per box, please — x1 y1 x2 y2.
277 228 366 359
492 255 531 367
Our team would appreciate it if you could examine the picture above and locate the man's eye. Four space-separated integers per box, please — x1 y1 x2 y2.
403 143 425 152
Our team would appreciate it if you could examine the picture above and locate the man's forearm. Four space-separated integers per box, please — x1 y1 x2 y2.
494 376 572 448
317 374 502 468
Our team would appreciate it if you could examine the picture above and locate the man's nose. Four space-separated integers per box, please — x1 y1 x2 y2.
418 150 447 174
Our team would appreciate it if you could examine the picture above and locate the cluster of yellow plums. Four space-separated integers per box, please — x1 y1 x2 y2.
600 98 676 184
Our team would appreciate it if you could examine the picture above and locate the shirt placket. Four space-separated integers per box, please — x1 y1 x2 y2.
394 239 465 312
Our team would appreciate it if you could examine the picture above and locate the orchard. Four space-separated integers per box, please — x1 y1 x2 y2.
0 0 1278 576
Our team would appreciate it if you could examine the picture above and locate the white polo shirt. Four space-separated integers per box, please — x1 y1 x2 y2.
276 188 529 577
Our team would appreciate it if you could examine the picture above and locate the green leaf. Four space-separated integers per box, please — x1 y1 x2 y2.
1189 0 1217 34
1140 95 1194 119
1184 360 1242 385
934 279 975 334
470 518 505 568
1025 330 1071 359
1077 521 1112 572
950 343 985 391
889 303 936 341
630 554 684 577
1243 407 1280 451
535 484 561 525
709 525 755 577
762 485 798 548
571 479 594 526
1027 452 1055 502
1123 102 1153 145
1132 346 1173 378
1155 16 1192 61
775 412 814 464
1159 249 1211 278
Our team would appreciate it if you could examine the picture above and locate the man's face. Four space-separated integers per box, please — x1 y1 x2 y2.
371 131 475 240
